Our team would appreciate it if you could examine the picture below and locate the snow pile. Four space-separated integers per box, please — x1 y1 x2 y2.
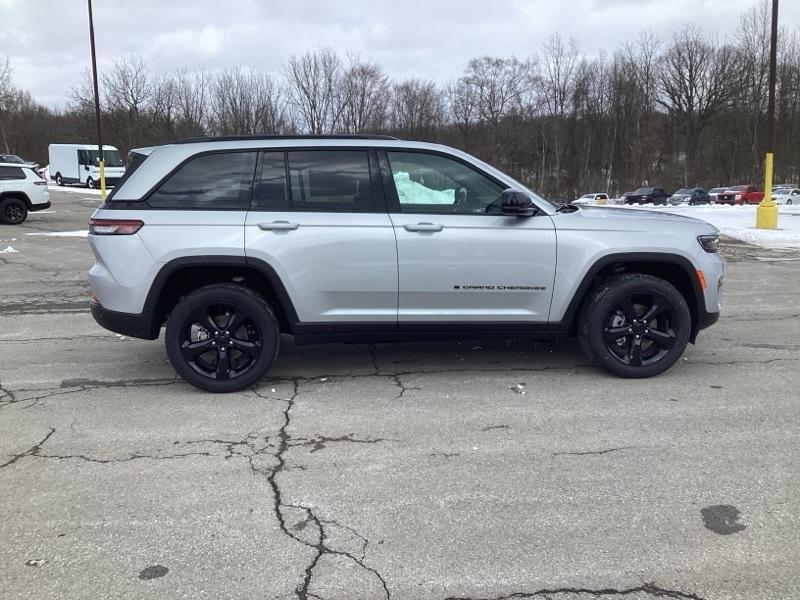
0 246 19 254
394 171 454 204
618 204 800 249
26 230 89 238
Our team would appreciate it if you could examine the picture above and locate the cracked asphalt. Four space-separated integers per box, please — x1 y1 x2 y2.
1 190 799 599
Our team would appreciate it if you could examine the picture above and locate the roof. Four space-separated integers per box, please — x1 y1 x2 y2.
171 134 398 145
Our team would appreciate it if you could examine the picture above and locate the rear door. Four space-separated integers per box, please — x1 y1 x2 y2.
380 149 556 327
245 149 397 328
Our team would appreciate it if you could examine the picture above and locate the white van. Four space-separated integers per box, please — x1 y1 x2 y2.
48 144 126 189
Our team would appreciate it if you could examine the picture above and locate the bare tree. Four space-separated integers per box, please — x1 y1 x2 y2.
541 34 580 192
337 55 389 133
284 48 347 133
0 56 14 152
657 26 739 181
389 79 442 138
210 68 287 135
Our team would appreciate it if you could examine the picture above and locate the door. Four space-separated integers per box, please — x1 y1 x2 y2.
380 150 556 326
245 149 397 326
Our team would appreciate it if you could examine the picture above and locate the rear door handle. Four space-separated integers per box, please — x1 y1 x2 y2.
403 222 444 233
258 221 299 231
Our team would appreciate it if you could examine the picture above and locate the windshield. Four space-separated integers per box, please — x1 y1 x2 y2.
709 187 725 193
728 185 747 191
82 149 125 167
633 188 652 194
1 155 25 164
580 194 593 199
674 188 692 195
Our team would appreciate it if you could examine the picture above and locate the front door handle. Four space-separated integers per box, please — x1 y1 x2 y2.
403 222 444 233
258 221 300 231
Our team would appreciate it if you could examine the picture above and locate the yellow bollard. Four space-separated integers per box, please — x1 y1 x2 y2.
98 159 107 201
756 152 778 229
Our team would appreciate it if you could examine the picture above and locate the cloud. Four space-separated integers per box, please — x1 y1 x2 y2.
0 0 797 108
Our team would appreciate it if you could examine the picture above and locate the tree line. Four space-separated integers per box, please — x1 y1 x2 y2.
1 1 799 200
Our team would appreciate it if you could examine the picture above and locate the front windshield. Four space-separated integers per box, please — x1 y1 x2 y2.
580 194 593 199
84 149 125 167
634 188 651 194
1 155 25 164
675 188 692 195
709 187 725 193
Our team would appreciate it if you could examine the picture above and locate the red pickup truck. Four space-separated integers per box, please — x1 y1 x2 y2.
716 185 764 205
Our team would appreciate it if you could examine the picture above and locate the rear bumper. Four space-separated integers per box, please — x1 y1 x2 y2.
90 300 158 340
29 200 51 212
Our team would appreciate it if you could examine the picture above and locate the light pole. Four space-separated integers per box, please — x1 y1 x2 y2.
87 0 107 200
756 0 779 229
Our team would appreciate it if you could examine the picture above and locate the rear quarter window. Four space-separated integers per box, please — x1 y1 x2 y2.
147 151 257 210
0 166 25 180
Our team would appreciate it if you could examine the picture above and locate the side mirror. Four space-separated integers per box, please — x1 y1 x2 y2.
501 189 537 217
84 165 89 171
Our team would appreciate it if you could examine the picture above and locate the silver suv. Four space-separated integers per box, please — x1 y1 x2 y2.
88 135 724 392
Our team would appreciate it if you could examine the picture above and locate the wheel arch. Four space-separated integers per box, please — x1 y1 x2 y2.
558 252 704 341
144 256 299 337
0 191 32 209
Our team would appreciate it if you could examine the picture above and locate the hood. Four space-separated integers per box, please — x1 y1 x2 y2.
553 205 718 234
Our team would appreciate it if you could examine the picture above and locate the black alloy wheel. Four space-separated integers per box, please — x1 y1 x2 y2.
165 284 280 392
0 198 28 225
578 273 691 378
602 292 678 367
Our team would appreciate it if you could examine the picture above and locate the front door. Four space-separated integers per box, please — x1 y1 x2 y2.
380 150 557 327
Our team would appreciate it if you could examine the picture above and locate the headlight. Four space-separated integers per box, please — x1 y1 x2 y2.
698 234 719 253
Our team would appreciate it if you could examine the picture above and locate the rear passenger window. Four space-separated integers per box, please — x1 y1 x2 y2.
0 166 25 180
148 152 256 210
287 150 371 212
252 152 289 210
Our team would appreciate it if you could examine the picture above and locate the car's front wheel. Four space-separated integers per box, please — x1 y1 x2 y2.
86 177 95 189
578 273 691 378
0 197 28 225
165 284 280 392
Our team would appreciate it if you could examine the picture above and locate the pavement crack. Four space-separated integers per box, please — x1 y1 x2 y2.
253 380 390 599
33 451 213 463
0 427 56 469
444 582 707 599
552 446 637 457
290 434 389 454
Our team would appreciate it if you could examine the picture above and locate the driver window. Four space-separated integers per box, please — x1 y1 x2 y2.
386 151 504 214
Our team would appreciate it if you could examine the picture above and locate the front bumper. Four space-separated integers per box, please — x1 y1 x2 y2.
90 300 159 340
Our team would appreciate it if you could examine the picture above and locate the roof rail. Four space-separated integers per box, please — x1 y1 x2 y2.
170 134 399 144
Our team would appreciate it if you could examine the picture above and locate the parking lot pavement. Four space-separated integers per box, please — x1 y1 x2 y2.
1 190 799 600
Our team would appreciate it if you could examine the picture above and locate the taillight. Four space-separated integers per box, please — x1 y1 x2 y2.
33 180 47 185
88 218 143 235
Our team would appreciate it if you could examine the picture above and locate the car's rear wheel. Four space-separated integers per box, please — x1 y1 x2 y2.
55 173 64 186
165 284 280 392
578 273 691 378
787 199 793 205
86 177 95 189
0 197 28 225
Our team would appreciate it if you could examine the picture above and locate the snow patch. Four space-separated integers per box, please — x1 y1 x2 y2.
26 230 89 238
0 246 19 254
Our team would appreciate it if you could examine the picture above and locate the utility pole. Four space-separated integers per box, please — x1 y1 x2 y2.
756 0 779 229
87 0 107 200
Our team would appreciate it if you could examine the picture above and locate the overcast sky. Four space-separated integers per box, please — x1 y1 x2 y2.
1 0 797 108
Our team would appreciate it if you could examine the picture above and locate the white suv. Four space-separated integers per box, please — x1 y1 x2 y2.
0 163 51 224
87 135 724 392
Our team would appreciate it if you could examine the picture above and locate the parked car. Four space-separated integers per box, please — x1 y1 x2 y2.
707 187 727 203
716 185 764 205
668 188 711 206
48 144 126 189
573 193 610 206
0 162 51 224
772 187 800 205
0 153 38 169
624 187 670 205
87 134 724 392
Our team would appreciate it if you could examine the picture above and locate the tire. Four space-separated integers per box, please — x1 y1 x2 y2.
578 273 691 378
55 173 64 186
787 199 792 205
165 283 280 393
86 177 95 189
0 197 28 225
